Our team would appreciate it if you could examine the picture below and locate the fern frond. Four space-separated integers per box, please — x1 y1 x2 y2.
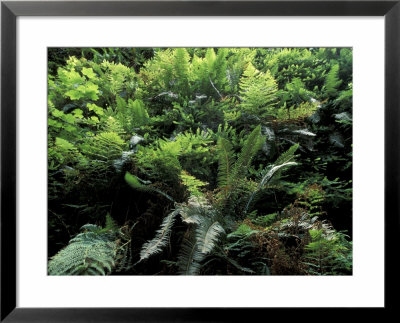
329 133 345 148
259 162 298 188
244 144 299 214
139 209 180 262
179 196 212 225
216 137 234 189
173 48 191 96
105 213 118 231
325 64 342 97
196 218 225 255
128 99 149 127
177 233 204 275
181 213 202 225
220 253 255 274
179 171 208 197
48 225 117 276
231 125 264 182
103 116 126 137
239 63 278 117
291 129 316 137
125 172 174 201
274 143 299 165
80 223 101 232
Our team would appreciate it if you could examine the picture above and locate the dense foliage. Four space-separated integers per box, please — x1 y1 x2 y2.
48 47 352 275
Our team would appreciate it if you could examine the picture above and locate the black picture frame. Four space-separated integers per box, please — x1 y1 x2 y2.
1 0 398 321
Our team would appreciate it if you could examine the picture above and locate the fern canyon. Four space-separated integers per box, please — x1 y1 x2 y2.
48 47 352 276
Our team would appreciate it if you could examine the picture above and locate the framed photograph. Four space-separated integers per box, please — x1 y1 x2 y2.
1 0 398 321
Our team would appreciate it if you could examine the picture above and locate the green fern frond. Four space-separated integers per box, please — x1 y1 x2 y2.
80 223 102 233
139 209 180 262
275 143 299 165
216 137 234 189
196 218 225 255
259 162 297 188
244 161 297 214
173 48 191 96
105 213 118 231
219 253 255 274
179 171 208 196
179 196 212 225
125 172 174 202
48 225 117 275
244 144 299 214
231 125 264 182
325 64 342 97
128 99 149 127
103 116 126 137
80 131 125 162
177 234 204 275
215 125 263 206
239 63 278 117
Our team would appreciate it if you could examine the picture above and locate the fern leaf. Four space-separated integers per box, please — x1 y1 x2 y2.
105 213 118 231
80 223 101 232
325 64 342 97
128 99 149 127
244 145 299 214
139 209 180 262
329 133 345 148
182 214 202 225
196 219 225 255
125 172 174 201
292 129 316 137
259 162 298 188
179 171 208 197
48 226 117 276
179 206 202 225
274 143 299 165
239 63 278 117
231 125 264 182
216 137 234 189
179 196 212 225
177 234 204 275
221 254 255 274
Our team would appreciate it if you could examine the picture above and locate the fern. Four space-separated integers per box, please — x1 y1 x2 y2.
325 64 342 97
109 98 149 132
304 229 336 275
192 48 228 98
216 125 264 207
105 213 118 231
175 196 225 274
231 125 264 184
128 98 149 127
80 131 125 162
196 218 225 254
216 137 234 189
125 172 174 202
244 144 299 213
275 143 299 165
177 233 204 275
103 115 126 137
244 162 297 214
223 223 261 274
173 48 191 97
179 196 211 225
179 171 208 196
239 63 278 118
99 60 133 100
259 162 298 188
48 224 117 275
139 208 180 262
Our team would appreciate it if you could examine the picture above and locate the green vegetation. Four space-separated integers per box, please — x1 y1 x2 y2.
48 47 352 275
